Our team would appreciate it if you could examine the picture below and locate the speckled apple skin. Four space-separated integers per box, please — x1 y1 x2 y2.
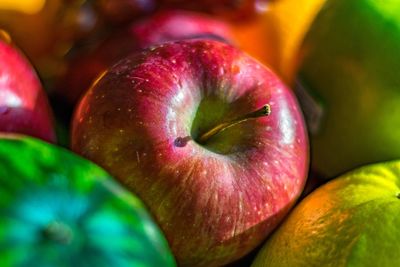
0 39 55 143
71 40 308 267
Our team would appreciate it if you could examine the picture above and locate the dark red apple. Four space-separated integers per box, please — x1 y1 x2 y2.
159 0 270 20
94 0 271 23
0 37 55 143
58 9 234 104
71 40 308 267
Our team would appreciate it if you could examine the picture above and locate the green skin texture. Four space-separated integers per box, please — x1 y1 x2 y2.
298 0 400 178
0 135 176 267
252 160 400 267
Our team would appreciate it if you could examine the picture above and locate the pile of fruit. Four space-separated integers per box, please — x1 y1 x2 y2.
1 0 400 266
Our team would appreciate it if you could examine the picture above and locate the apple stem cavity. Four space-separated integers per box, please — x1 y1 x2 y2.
197 104 271 144
43 221 73 245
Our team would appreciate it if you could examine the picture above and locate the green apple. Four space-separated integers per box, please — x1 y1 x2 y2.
252 160 400 266
0 134 176 267
296 0 400 178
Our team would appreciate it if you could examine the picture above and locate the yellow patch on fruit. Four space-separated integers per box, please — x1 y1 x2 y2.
0 0 45 14
0 29 12 44
252 161 400 266
263 0 326 84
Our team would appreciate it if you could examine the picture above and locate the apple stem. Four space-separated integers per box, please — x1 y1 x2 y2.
197 104 271 144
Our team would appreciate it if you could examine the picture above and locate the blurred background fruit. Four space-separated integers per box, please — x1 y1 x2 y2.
226 0 326 84
158 0 269 21
0 34 56 142
92 0 270 28
0 0 99 82
252 160 400 266
93 0 157 25
0 135 176 267
260 0 326 83
230 14 278 74
296 0 400 178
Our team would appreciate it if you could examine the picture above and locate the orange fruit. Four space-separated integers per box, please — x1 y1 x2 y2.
233 0 326 84
0 0 96 80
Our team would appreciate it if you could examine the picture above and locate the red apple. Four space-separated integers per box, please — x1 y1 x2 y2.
58 9 234 104
71 40 308 266
0 37 55 143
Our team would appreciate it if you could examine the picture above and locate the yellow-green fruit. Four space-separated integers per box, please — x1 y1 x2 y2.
252 160 400 267
297 0 400 178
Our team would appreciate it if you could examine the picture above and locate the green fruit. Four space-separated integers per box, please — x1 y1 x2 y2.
252 160 400 267
0 135 176 267
296 0 400 178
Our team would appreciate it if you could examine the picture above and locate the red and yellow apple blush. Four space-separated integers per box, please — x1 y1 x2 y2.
71 40 308 266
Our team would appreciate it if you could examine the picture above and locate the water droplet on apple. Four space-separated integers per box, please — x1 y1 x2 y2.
283 184 288 191
218 67 225 76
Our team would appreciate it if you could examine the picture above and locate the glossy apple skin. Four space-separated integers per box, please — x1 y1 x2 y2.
58 10 234 104
296 0 400 178
71 40 309 267
0 39 56 143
